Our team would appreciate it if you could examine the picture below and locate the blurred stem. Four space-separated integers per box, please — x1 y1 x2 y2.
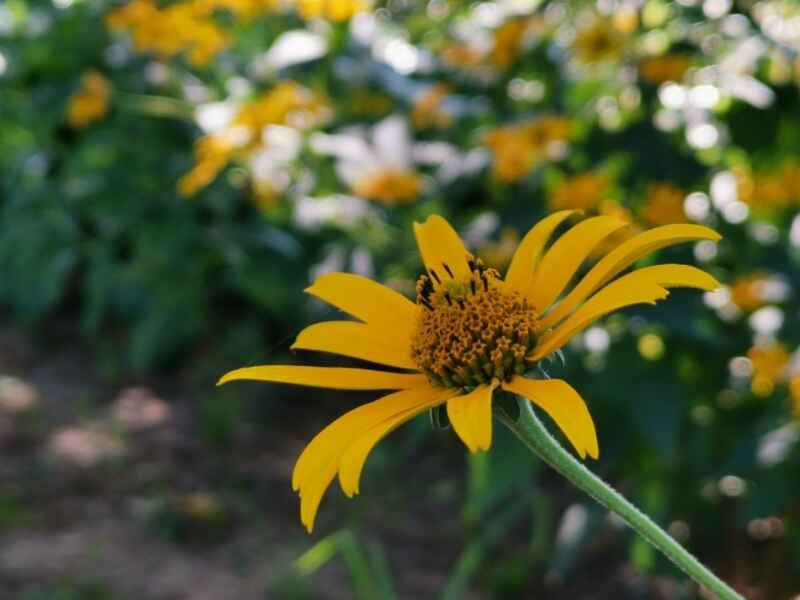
116 93 194 120
496 397 743 600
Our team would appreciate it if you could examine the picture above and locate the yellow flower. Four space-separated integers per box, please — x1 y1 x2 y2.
550 172 609 212
411 84 452 130
296 0 369 21
179 82 329 197
67 70 112 129
729 273 771 312
639 183 687 226
350 168 423 205
491 18 532 69
218 213 720 532
107 0 233 66
573 19 627 64
748 343 791 398
485 117 571 183
639 54 691 85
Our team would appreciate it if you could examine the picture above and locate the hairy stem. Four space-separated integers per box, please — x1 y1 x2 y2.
497 396 743 600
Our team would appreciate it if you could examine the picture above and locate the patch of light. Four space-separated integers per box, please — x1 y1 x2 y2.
703 0 732 19
659 83 687 109
684 191 711 221
381 38 419 74
710 170 737 208
508 78 546 102
654 109 681 131
728 356 753 378
689 84 721 109
749 306 784 334
749 222 780 245
195 102 237 133
687 123 719 149
718 474 746 497
53 0 73 8
721 200 749 224
704 286 730 309
584 327 610 353
262 30 327 71
694 240 718 262
0 52 7 76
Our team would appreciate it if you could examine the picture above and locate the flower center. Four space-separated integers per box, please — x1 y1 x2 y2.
410 259 539 390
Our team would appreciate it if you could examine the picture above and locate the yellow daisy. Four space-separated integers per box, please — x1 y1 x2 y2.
218 212 720 532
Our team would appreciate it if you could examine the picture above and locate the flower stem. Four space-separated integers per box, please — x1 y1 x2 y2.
496 396 743 600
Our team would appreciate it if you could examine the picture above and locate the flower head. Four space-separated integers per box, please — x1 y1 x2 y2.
219 213 720 532
67 70 111 129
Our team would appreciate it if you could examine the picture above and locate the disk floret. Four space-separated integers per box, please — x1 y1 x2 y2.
411 259 539 390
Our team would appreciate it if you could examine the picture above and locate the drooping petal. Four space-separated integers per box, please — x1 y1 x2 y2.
540 224 721 329
218 365 428 389
414 215 472 285
528 216 629 312
291 321 417 370
532 264 720 360
293 383 450 531
504 210 576 295
337 387 456 497
446 382 497 452
502 376 598 459
304 272 418 342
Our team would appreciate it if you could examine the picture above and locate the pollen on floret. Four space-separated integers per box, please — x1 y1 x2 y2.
410 259 539 389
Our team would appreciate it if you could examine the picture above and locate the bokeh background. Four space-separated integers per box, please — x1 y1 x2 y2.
2 0 800 597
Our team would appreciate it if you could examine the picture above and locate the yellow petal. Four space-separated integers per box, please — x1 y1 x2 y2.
504 210 576 295
533 264 719 360
292 384 441 494
529 216 629 312
292 321 417 370
540 224 721 329
218 365 428 389
305 272 418 342
414 215 472 285
502 376 598 459
293 384 448 531
446 382 497 452
337 387 455 497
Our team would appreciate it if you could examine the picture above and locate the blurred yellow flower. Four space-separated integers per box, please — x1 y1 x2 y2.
748 343 791 397
219 212 720 532
350 168 423 204
639 54 691 85
639 183 687 226
440 41 485 70
737 162 800 213
491 18 535 69
296 0 368 21
729 273 771 312
573 18 627 64
411 84 452 129
485 117 571 183
550 172 609 212
67 70 111 129
179 81 330 197
107 0 232 66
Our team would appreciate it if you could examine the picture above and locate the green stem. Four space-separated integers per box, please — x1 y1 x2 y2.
496 396 743 600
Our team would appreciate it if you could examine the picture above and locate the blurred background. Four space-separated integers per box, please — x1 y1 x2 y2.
2 0 800 597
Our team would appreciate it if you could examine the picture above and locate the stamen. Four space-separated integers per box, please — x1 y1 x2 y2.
442 263 454 278
430 269 441 284
411 268 539 390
